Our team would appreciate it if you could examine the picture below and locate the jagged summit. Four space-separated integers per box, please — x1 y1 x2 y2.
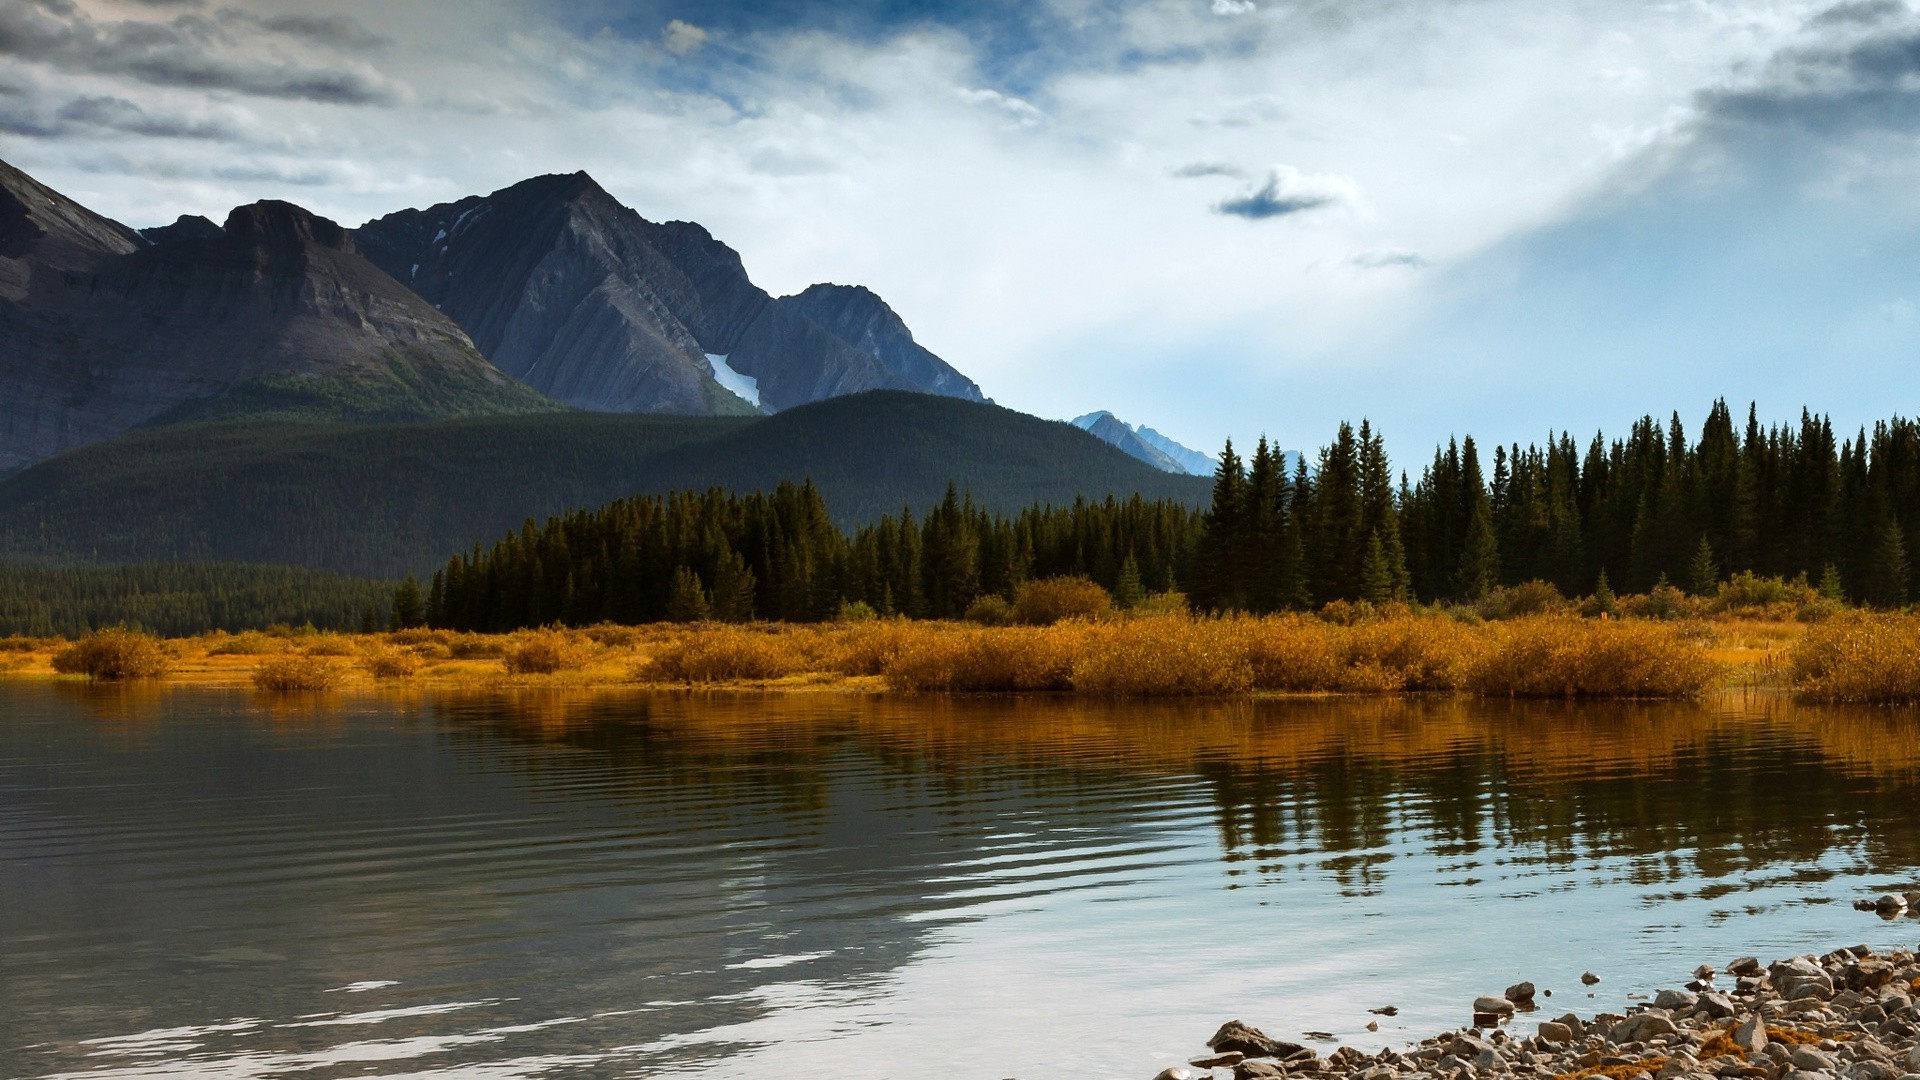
356 172 983 416
0 159 551 472
778 283 983 402
1071 410 1215 476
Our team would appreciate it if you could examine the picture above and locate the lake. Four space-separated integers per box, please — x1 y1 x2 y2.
3 683 1919 1079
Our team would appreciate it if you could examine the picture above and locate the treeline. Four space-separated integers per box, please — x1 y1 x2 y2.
0 562 394 637
1196 401 1920 609
428 482 1202 631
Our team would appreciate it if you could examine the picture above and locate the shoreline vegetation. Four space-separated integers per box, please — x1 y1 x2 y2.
11 597 1920 702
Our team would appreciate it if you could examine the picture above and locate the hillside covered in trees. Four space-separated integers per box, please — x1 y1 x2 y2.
0 392 1207 576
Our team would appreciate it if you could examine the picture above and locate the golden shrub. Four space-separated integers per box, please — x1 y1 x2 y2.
827 619 919 676
448 634 508 659
1011 577 1113 626
583 623 642 647
300 635 356 657
502 630 590 675
1790 613 1920 702
641 626 802 683
882 624 1077 691
1070 614 1252 696
1465 616 1718 698
357 645 421 680
52 628 171 681
252 654 344 692
1241 616 1351 692
206 630 289 656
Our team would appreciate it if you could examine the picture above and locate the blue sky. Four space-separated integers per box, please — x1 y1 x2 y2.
2 0 1917 465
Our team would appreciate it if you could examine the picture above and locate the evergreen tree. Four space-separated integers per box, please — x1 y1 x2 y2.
1867 521 1911 608
709 551 757 623
390 574 425 630
1359 532 1396 605
1688 537 1718 597
1818 563 1846 601
1113 555 1146 610
1454 494 1499 600
666 566 711 622
1592 569 1617 616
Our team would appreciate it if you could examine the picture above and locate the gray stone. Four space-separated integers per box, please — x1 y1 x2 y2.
1506 983 1537 1007
1728 958 1763 977
1191 1052 1245 1069
1235 1063 1287 1080
1209 1021 1305 1060
1153 1069 1193 1080
1655 989 1699 1011
1475 997 1517 1019
1793 1049 1839 1073
1536 1021 1575 1045
1583 972 1603 985
1729 1015 1768 1055
1610 1014 1679 1044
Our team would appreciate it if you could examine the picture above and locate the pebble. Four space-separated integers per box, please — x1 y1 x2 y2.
1167 945 1920 1080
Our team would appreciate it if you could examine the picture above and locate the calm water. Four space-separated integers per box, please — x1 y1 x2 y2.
4 685 1920 1079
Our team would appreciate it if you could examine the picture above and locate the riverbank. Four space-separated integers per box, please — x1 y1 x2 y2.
0 610 1822 697
1167 945 1920 1080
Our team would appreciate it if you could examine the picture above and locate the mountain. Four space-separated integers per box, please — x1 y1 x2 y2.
354 172 980 415
777 284 983 402
0 392 1210 576
0 161 555 472
1071 411 1220 476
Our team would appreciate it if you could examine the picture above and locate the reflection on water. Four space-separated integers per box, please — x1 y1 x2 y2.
3 685 1920 1079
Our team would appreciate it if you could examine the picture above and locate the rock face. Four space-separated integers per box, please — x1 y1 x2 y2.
1070 410 1229 477
0 159 550 472
776 283 982 402
355 173 982 416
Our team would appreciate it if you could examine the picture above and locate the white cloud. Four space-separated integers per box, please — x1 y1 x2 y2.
661 19 708 56
1211 0 1257 15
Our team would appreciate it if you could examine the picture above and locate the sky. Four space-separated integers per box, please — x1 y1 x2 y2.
3 0 1918 466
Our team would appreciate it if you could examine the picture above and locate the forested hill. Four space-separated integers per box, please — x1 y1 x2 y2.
0 392 1209 577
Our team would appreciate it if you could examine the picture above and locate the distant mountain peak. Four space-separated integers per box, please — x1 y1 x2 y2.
1071 410 1215 476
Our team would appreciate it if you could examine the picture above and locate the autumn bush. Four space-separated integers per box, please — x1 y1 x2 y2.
641 625 803 683
1790 613 1920 702
52 628 171 681
502 629 591 675
1011 576 1113 626
448 634 508 659
882 624 1078 691
206 630 288 656
357 644 421 680
251 654 344 692
1464 616 1719 698
1070 614 1252 696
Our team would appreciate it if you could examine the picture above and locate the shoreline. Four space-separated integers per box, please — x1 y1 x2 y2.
1163 946 1920 1080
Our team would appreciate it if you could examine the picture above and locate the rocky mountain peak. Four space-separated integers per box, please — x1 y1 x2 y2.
141 215 224 246
223 201 353 254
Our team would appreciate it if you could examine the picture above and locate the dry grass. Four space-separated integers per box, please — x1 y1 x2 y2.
206 630 289 656
251 654 345 692
641 625 803 684
357 644 421 680
51 628 171 681
0 611 1740 698
1791 613 1920 702
502 629 592 675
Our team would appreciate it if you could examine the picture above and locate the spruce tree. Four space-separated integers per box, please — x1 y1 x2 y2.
1818 563 1845 601
1454 497 1499 601
1113 555 1146 610
390 574 425 630
1592 568 1617 616
1359 531 1395 605
1868 521 1911 608
709 551 757 622
666 566 711 622
1688 537 1718 597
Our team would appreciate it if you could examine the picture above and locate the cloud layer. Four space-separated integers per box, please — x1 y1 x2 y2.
4 0 1917 461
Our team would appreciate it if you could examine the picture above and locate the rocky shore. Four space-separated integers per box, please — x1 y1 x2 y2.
1158 946 1920 1080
